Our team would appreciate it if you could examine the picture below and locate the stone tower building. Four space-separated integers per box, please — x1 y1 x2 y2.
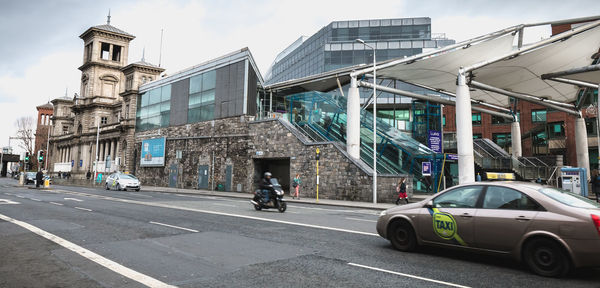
34 102 53 171
49 16 163 177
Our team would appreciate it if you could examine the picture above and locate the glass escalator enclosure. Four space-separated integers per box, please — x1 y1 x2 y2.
287 91 436 191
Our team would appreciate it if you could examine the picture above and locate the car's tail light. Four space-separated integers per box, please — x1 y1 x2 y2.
592 214 600 237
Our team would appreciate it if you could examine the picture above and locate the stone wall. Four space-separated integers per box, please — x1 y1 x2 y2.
134 117 411 203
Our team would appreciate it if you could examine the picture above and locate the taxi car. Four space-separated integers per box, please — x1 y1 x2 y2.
104 173 141 191
376 182 600 277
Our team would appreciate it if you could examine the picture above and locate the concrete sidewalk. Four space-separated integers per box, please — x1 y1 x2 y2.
45 178 431 210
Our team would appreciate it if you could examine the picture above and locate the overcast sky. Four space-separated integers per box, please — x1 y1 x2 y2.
0 0 598 152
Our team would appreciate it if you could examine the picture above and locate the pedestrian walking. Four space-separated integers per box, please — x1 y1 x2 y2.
292 173 301 199
86 170 91 180
395 178 408 205
35 170 43 188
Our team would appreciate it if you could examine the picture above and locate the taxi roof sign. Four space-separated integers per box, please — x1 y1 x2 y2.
485 172 515 180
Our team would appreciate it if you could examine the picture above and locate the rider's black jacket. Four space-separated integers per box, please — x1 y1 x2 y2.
260 178 272 189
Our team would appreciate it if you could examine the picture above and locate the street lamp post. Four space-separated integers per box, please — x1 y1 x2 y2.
357 39 377 204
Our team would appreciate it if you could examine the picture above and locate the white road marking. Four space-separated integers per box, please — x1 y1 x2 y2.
288 205 379 215
4 193 13 195
74 207 92 212
149 221 199 233
213 203 236 207
0 199 20 205
345 217 377 223
132 194 153 198
0 212 176 288
16 195 25 198
64 197 83 202
49 202 63 206
30 198 42 202
348 263 471 288
50 191 379 237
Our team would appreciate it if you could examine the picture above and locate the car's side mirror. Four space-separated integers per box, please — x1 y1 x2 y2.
424 200 433 208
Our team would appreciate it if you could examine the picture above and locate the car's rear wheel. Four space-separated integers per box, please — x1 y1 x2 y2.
523 237 571 277
388 220 417 252
116 184 121 191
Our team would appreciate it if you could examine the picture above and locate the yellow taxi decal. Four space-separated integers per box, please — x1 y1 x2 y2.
431 208 468 246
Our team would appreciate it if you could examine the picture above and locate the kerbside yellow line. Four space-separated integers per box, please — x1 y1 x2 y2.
0 212 176 288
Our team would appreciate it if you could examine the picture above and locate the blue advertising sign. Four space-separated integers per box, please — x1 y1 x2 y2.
447 154 458 160
422 161 432 176
71 160 74 167
79 159 83 167
428 130 442 153
141 137 166 167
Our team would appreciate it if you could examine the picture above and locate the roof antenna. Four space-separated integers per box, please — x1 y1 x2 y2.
107 9 111 25
141 47 145 62
159 29 164 67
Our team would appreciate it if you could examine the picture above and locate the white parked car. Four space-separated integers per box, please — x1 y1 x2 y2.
105 173 141 191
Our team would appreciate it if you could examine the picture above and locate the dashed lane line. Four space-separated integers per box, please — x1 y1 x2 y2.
74 207 93 212
52 190 379 237
49 202 63 206
345 217 377 223
348 262 471 288
30 198 42 202
0 212 176 288
149 221 199 233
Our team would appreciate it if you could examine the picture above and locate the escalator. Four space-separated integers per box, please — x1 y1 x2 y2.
286 91 436 187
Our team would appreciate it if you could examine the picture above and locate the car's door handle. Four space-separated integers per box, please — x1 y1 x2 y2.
460 213 473 218
515 216 531 221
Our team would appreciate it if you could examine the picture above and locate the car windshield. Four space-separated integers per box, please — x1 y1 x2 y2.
539 187 600 209
119 174 137 180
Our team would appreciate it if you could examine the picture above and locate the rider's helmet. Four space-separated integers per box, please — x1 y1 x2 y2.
264 172 272 178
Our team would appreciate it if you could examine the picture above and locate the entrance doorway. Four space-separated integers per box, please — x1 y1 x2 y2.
253 158 290 192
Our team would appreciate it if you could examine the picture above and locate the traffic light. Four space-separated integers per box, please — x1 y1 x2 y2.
24 152 30 161
38 150 44 162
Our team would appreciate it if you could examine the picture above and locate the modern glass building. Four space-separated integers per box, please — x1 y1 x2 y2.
264 18 455 132
136 48 262 132
266 17 455 84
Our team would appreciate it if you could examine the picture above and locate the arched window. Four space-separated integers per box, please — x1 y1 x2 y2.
77 124 83 134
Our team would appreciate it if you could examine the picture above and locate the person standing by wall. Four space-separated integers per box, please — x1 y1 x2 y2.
292 173 301 199
395 178 408 205
593 169 600 203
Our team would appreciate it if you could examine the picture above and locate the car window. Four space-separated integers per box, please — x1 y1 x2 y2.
433 186 483 208
483 186 540 210
120 174 137 180
539 187 600 208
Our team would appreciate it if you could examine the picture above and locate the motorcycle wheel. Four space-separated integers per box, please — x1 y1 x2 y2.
278 201 287 213
254 204 262 211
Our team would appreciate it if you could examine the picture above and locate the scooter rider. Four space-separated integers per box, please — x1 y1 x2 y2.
260 172 273 203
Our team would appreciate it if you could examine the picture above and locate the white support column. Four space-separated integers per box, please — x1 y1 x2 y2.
346 76 361 159
511 121 522 157
575 116 591 180
456 70 475 184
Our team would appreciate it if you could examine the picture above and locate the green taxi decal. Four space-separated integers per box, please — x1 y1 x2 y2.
430 208 468 246
433 211 456 240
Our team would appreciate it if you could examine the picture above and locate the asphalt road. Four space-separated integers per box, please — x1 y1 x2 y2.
0 178 599 288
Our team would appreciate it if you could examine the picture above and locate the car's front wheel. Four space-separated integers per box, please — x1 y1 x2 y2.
116 184 121 191
523 237 571 277
388 220 417 252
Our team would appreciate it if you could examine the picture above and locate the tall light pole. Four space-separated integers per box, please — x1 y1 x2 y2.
357 38 377 204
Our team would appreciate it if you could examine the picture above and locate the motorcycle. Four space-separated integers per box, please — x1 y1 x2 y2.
250 178 287 213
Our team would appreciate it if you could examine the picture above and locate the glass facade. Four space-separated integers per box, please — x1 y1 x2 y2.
188 70 216 123
265 17 455 85
136 85 171 131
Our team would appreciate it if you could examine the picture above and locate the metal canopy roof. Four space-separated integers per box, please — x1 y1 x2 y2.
471 25 600 106
375 34 515 106
541 63 600 87
351 17 600 108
